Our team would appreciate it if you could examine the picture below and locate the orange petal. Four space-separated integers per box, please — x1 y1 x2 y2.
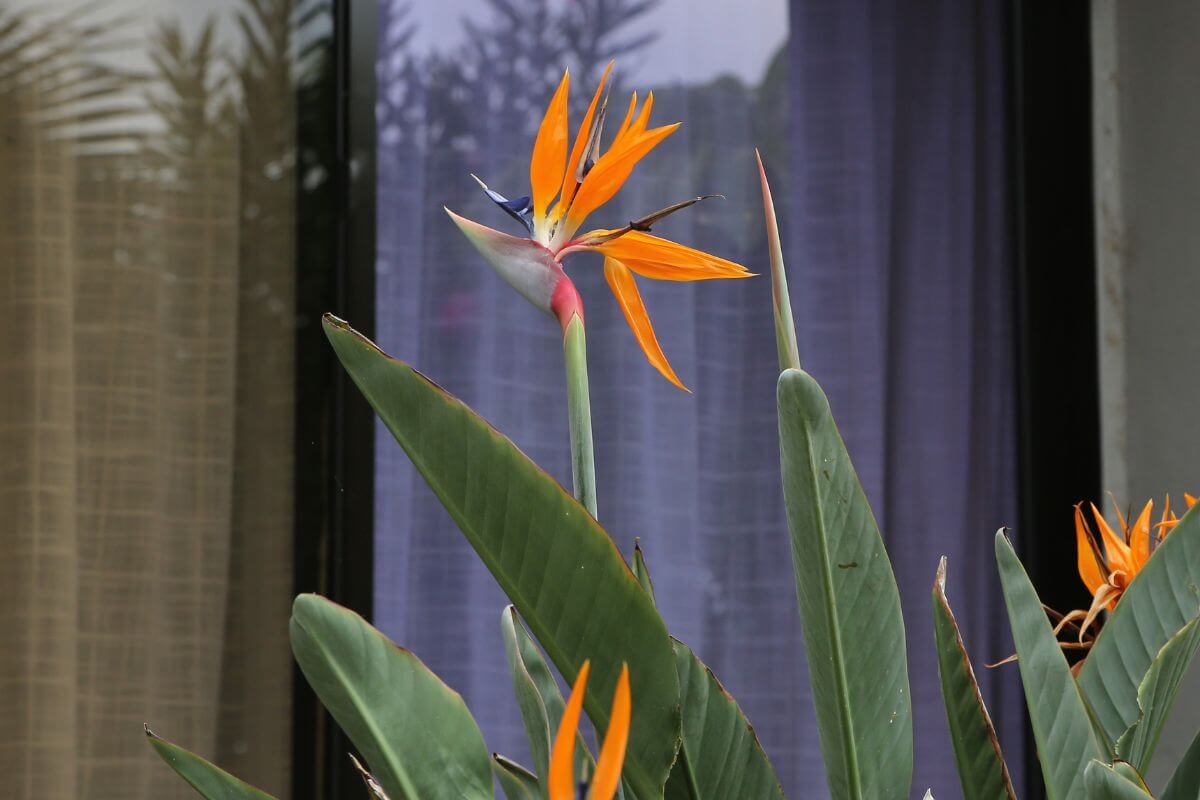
592 231 753 282
1187 492 1197 508
589 664 631 800
549 661 590 800
604 258 689 392
1076 506 1107 595
1091 503 1133 574
531 70 571 220
1081 581 1123 639
1129 499 1153 570
556 62 614 217
613 91 638 144
564 124 679 234
628 91 655 138
1109 492 1130 538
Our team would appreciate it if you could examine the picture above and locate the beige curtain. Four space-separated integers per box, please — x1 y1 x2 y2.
0 5 296 797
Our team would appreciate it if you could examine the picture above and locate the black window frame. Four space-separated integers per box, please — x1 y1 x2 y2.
293 0 377 797
1012 2 1102 797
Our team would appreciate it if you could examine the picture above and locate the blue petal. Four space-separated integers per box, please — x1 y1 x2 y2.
470 174 533 235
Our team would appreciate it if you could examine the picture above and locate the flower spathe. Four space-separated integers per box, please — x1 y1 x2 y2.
548 660 631 800
1071 492 1197 639
446 64 753 391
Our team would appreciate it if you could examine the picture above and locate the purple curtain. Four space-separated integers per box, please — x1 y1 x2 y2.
373 0 1021 796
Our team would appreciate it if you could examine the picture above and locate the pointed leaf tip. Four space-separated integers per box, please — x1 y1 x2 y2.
757 153 800 372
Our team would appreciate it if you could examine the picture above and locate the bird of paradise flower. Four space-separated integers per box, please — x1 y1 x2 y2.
446 63 753 517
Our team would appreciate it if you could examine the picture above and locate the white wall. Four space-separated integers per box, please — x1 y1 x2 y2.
1093 0 1200 787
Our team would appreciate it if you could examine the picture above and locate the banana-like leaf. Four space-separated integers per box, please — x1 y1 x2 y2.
145 725 276 800
1078 507 1200 752
777 368 912 799
1116 616 1200 773
931 558 1016 800
494 755 542 800
995 532 1105 799
663 640 786 800
1162 727 1200 800
323 315 681 800
756 150 800 372
289 594 493 800
1086 761 1156 799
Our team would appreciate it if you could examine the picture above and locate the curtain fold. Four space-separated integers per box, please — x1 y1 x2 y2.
787 1 1022 795
0 6 296 797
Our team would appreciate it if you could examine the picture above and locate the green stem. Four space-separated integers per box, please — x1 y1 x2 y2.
562 314 597 518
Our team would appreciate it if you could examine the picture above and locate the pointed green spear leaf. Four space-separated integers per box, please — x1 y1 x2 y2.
995 532 1105 799
145 725 276 800
932 558 1016 800
323 315 680 800
756 150 800 372
493 755 542 800
289 594 493 800
777 368 912 799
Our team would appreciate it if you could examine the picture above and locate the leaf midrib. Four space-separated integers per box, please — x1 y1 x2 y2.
802 420 862 799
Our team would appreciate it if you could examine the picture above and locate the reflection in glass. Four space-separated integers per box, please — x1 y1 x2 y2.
0 2 325 796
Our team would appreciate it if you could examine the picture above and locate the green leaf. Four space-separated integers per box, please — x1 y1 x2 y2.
289 594 493 800
501 605 595 790
776 368 912 800
632 540 656 604
931 558 1017 800
995 532 1105 799
1116 616 1200 772
1085 761 1156 799
1162 727 1200 800
1078 507 1200 752
144 725 276 800
323 315 681 800
663 639 786 800
494 755 542 800
756 150 800 372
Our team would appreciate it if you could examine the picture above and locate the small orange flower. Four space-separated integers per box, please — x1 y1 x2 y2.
548 661 631 800
448 64 753 391
1071 492 1196 638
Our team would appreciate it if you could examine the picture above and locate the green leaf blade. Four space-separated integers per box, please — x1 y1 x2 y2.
995 532 1104 800
323 315 681 800
1162 727 1200 800
1085 761 1155 799
494 755 542 800
1116 616 1200 773
145 726 277 800
1078 507 1200 751
289 594 493 800
668 640 786 800
777 368 912 800
931 558 1016 800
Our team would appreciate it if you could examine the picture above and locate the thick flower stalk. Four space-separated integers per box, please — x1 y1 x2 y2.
549 660 631 800
447 64 752 517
